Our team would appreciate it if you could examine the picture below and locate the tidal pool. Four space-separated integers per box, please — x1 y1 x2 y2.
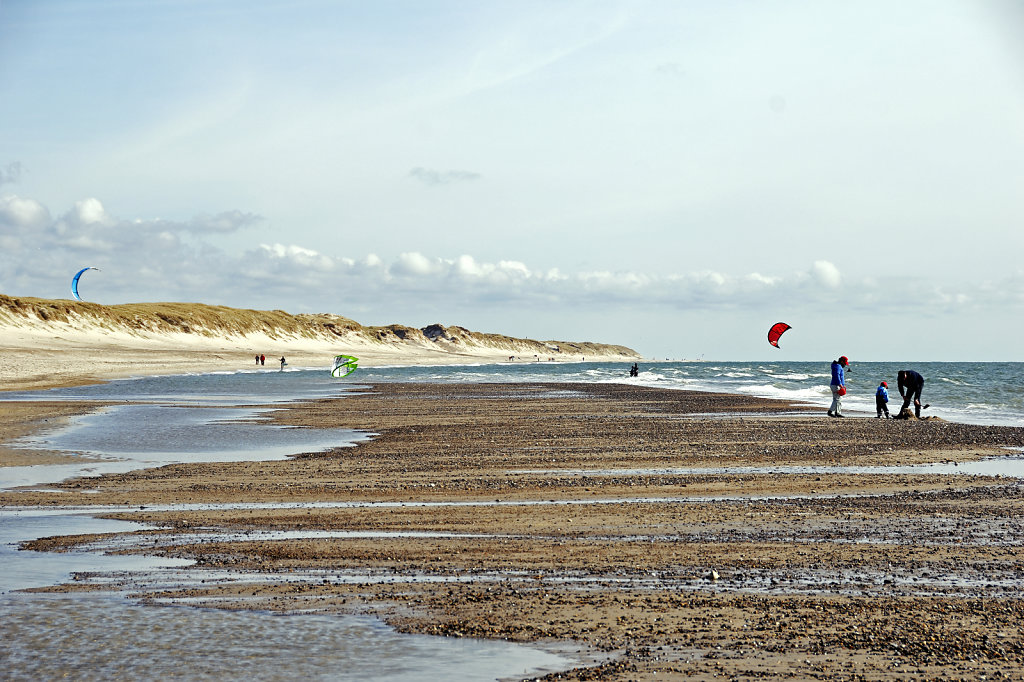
1 403 370 490
0 593 574 682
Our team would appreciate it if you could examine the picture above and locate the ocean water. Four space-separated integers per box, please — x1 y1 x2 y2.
349 360 1024 427
4 360 1020 426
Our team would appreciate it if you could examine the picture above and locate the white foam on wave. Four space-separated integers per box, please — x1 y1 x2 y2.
764 373 812 381
734 383 824 404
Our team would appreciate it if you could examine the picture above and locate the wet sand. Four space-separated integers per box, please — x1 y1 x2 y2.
5 383 1024 680
0 401 111 467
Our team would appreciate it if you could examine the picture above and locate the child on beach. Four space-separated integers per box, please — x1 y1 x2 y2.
875 381 890 418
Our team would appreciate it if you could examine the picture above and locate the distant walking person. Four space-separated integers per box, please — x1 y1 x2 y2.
897 370 925 418
255 355 260 365
828 356 850 418
279 356 286 371
260 354 265 366
875 381 890 419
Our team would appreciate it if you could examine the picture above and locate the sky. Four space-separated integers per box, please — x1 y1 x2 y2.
1 0 1023 361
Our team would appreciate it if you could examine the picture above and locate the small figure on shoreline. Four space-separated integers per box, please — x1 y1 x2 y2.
255 355 260 365
279 356 286 371
875 381 890 419
896 369 927 418
260 354 265 366
827 355 849 418
629 363 639 377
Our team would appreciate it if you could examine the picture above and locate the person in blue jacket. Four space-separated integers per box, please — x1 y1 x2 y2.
828 355 849 418
875 381 890 419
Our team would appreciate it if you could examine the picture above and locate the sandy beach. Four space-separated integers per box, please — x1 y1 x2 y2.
4 312 1024 679
0 295 638 393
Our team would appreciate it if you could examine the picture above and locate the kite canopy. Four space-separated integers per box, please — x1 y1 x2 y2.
71 267 99 301
767 322 791 348
331 354 359 378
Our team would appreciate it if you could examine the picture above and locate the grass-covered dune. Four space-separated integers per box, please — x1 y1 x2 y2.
0 294 640 391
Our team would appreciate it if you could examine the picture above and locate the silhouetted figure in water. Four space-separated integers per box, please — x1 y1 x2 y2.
629 363 639 377
279 356 286 371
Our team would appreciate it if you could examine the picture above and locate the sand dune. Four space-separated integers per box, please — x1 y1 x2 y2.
0 294 639 391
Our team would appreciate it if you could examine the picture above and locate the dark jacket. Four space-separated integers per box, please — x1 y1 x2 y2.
898 370 924 396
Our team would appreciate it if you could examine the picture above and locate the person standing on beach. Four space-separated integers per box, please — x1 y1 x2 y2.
279 356 286 371
828 355 849 418
897 369 925 418
875 381 891 418
260 354 265 366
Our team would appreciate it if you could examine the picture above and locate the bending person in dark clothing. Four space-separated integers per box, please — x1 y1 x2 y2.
897 370 925 418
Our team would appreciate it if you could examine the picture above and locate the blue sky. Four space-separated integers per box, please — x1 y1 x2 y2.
2 1 1023 360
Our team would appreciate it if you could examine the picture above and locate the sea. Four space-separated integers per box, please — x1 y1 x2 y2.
1 359 1022 680
348 360 1024 427
5 359 1021 426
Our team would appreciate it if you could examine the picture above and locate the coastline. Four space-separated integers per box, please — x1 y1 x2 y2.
4 378 1024 678
0 295 639 393
0 325 626 394
0 307 638 471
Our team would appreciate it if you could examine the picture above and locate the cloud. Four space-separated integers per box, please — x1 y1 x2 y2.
0 194 1018 320
392 251 441 276
191 210 263 234
72 198 112 226
811 260 842 288
258 243 334 270
0 162 23 186
0 195 51 232
408 167 482 186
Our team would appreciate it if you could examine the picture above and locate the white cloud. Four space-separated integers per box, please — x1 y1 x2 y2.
392 251 440 276
745 272 779 286
811 260 842 288
455 254 482 277
258 243 334 270
74 198 112 226
0 195 51 231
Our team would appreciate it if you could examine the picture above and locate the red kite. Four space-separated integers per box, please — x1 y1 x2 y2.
767 322 791 348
